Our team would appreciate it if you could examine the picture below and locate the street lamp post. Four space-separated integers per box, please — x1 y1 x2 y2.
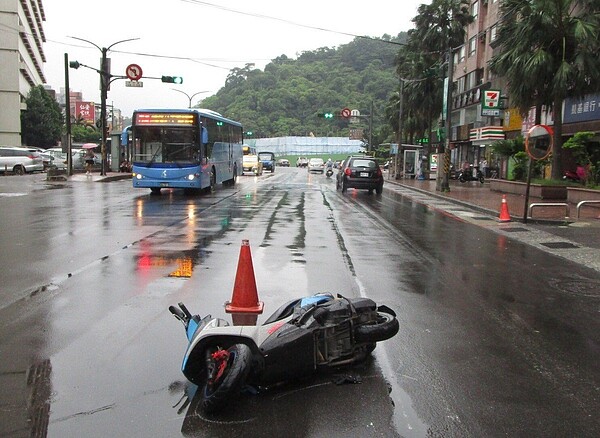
395 79 404 180
69 36 139 175
171 89 210 108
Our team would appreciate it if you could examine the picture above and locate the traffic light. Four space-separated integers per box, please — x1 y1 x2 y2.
317 112 334 119
161 75 183 84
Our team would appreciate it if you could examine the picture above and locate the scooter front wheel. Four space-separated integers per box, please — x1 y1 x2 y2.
201 343 252 413
355 311 399 343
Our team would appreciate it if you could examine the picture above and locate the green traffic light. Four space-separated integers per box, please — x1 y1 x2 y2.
324 112 333 119
161 75 183 84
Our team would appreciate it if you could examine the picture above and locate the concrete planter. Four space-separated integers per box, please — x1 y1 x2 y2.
567 187 600 204
46 167 67 181
490 179 567 199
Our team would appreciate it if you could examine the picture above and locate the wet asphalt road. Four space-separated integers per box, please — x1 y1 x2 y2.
0 169 598 437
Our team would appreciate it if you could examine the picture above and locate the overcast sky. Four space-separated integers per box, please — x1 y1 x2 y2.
42 0 425 117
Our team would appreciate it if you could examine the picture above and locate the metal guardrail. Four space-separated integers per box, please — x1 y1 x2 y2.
528 203 570 219
576 200 600 218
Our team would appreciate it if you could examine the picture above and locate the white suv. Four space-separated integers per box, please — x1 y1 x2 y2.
0 147 44 175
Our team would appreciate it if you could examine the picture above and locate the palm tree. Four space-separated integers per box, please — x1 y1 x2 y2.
489 0 600 179
391 0 473 153
410 0 473 52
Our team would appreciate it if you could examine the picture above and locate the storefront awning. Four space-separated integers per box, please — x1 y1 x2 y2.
469 126 504 145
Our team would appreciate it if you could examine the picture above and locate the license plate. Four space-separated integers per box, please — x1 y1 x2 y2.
160 182 169 187
360 172 369 177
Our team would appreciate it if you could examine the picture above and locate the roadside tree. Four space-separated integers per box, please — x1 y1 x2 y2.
20 85 63 148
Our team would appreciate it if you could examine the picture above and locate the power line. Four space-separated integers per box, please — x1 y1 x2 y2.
179 0 406 46
0 23 272 70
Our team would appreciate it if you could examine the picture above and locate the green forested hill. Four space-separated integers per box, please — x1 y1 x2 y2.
200 33 407 147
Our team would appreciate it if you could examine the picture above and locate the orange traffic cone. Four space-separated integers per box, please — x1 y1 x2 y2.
499 195 511 222
225 240 264 319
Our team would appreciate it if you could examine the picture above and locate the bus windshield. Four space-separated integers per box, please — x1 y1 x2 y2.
133 127 199 165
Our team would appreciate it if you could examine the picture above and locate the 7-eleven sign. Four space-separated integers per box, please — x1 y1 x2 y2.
482 89 501 116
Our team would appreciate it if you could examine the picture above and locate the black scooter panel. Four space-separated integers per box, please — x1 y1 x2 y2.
258 325 315 385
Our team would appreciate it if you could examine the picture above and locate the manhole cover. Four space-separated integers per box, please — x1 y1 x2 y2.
501 227 529 232
540 241 579 249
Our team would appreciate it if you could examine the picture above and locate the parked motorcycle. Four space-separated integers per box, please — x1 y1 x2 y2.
457 166 485 183
563 170 581 182
169 293 399 413
563 166 586 183
326 167 334 178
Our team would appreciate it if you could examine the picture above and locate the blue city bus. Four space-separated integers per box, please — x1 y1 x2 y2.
131 108 243 194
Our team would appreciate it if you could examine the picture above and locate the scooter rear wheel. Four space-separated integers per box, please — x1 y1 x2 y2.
355 311 399 343
201 343 252 413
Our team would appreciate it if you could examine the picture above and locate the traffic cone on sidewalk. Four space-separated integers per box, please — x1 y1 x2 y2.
225 239 264 326
498 195 511 222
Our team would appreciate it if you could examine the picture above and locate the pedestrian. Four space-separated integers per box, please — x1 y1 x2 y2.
481 159 488 177
85 148 95 175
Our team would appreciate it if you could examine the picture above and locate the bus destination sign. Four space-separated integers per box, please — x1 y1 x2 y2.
135 112 196 126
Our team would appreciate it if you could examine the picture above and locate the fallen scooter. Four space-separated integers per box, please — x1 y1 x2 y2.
457 166 484 183
169 293 399 413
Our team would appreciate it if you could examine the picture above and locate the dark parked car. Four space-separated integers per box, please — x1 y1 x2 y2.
258 152 276 173
336 156 384 194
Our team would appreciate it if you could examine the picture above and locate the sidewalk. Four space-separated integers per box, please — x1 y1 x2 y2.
389 177 600 223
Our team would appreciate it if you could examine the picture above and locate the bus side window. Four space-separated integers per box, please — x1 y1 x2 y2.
198 126 208 162
201 126 208 145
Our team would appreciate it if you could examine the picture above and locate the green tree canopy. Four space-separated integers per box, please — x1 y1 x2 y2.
199 35 405 149
21 85 63 148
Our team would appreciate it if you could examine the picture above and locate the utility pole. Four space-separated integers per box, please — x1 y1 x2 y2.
368 100 374 154
437 47 453 192
64 53 73 176
100 47 109 175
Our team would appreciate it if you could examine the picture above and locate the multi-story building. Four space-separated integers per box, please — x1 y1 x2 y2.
0 0 46 146
449 0 510 174
448 0 599 177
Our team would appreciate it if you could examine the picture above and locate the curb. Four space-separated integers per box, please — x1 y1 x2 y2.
387 179 576 226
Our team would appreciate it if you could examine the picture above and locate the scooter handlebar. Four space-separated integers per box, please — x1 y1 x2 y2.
169 305 188 325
